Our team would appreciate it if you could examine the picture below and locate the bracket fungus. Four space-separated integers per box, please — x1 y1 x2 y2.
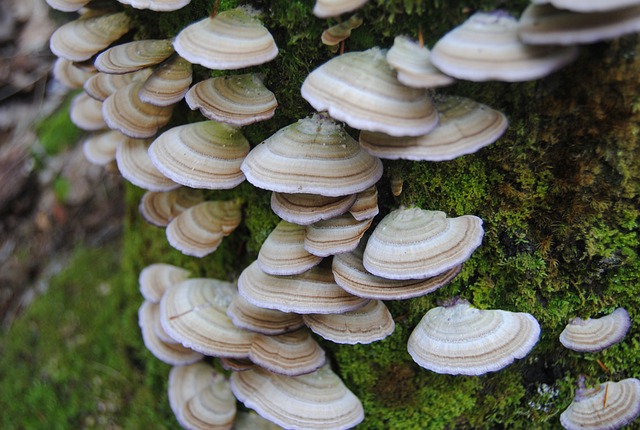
82 130 125 166
359 95 508 161
94 39 175 74
115 138 179 192
138 187 205 227
241 114 383 197
173 7 278 70
301 48 439 137
69 92 107 131
386 35 455 89
313 0 369 18
321 15 363 47
45 0 91 12
430 11 579 82
257 220 323 276
137 55 193 106
231 364 364 430
227 293 305 335
363 207 484 280
138 262 191 303
407 299 541 375
270 192 357 226
148 121 250 190
304 213 373 257
348 186 379 221
53 58 96 89
185 74 277 126
559 308 631 352
536 0 640 13
116 0 192 11
84 68 154 101
560 378 640 430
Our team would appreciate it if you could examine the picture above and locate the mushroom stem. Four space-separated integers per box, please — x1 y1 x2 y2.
418 24 424 48
210 0 219 19
339 39 345 55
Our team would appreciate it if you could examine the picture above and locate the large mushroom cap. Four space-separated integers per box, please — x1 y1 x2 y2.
363 207 484 280
149 121 250 190
241 114 383 197
560 378 640 430
518 3 640 46
301 48 439 137
173 7 278 70
359 95 508 161
407 300 541 375
542 0 640 12
386 35 455 89
231 364 364 430
430 11 579 82
559 308 631 352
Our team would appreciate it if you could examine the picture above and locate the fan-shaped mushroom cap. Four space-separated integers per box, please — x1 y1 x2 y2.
321 15 363 46
45 0 91 12
82 130 126 166
138 187 205 227
301 48 438 137
238 261 368 314
231 364 364 430
220 357 255 372
50 12 132 62
332 240 462 300
360 95 508 161
160 278 256 357
115 138 179 191
185 74 277 126
169 362 222 424
53 58 96 89
249 329 326 376
363 207 484 280
257 221 323 276
559 308 631 353
303 299 394 344
407 299 541 375
518 4 640 46
241 114 383 197
138 55 193 106
270 192 357 226
560 378 640 430
227 293 305 335
165 200 242 258
313 0 369 18
139 300 204 365
103 82 174 139
70 92 106 131
148 121 250 190
430 11 579 82
386 35 455 89
542 0 640 13
304 213 373 257
348 186 379 221
95 39 174 74
84 69 153 101
139 263 191 303
173 7 278 70
116 0 192 11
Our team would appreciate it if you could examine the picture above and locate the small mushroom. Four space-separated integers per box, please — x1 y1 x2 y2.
115 137 180 191
270 192 357 226
231 363 364 430
348 186 379 221
94 39 175 74
185 74 277 126
248 329 326 376
559 308 631 352
386 35 455 89
82 130 126 166
304 213 373 257
138 262 191 303
430 11 579 82
227 293 305 335
407 299 541 375
53 57 96 89
257 220 323 276
69 92 106 131
313 0 369 18
138 55 193 106
116 0 192 11
84 69 153 101
321 15 363 47
301 48 439 137
560 377 640 430
173 7 278 70
138 187 205 227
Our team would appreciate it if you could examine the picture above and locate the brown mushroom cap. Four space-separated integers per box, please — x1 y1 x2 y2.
241 114 383 197
348 186 379 221
53 58 96 89
270 192 357 226
173 7 278 70
227 293 305 335
84 69 153 101
301 48 439 137
148 121 250 190
185 74 277 126
559 308 631 353
238 260 368 314
138 187 205 227
430 11 579 82
139 262 191 303
231 364 364 430
359 95 508 161
363 207 484 280
257 220 323 276
560 378 640 430
303 299 395 344
407 299 541 375
321 15 363 46
94 39 175 74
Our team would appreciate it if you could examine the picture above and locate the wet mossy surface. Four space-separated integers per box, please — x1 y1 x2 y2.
11 0 640 428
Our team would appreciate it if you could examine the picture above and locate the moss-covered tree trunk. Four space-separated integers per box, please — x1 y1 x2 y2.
122 1 640 428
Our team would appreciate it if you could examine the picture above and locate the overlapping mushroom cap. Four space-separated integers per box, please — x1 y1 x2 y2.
70 92 106 131
359 95 508 161
559 308 631 352
231 364 364 430
53 58 96 89
321 15 363 47
241 114 383 197
407 299 541 375
185 74 277 126
138 187 205 227
313 0 369 18
95 39 175 74
304 213 373 257
227 293 305 335
363 207 484 280
138 55 193 106
386 35 455 88
82 130 125 166
560 378 640 430
84 69 154 101
430 11 579 82
139 262 191 302
270 192 357 226
174 7 278 69
257 221 322 276
301 48 438 137
115 138 179 191
149 121 250 189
